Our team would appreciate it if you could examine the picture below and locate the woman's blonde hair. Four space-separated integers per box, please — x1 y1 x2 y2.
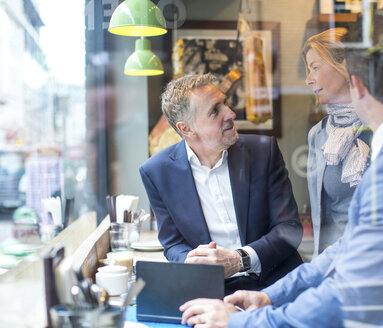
302 28 349 107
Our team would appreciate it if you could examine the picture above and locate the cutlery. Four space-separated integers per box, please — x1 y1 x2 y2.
139 214 150 224
71 285 83 310
79 278 95 306
111 196 117 222
121 278 146 310
90 284 110 311
123 210 132 223
63 197 74 228
106 195 116 223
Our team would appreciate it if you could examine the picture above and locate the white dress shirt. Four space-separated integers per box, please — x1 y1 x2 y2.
185 142 261 275
371 123 383 162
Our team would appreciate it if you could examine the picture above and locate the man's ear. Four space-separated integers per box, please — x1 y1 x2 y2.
176 121 193 138
351 75 366 100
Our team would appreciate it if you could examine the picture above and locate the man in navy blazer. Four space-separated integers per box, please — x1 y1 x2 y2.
180 54 383 326
140 74 303 294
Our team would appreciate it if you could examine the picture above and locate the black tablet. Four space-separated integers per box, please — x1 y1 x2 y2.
136 261 224 324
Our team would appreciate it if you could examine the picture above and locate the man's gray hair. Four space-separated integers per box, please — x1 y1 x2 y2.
161 73 217 136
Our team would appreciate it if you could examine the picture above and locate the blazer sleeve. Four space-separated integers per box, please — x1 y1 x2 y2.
247 137 303 278
263 238 340 306
139 165 192 262
228 275 343 328
332 156 383 323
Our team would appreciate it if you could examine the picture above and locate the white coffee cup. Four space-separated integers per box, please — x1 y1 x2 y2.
95 265 129 296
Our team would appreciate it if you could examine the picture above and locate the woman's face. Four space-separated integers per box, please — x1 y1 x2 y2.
305 48 351 104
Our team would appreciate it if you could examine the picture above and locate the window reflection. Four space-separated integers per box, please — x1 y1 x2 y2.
0 0 90 239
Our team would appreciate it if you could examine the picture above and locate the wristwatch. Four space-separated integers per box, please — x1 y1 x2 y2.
235 249 251 272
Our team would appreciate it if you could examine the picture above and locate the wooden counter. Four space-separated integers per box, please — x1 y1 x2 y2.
0 214 165 327
0 212 97 328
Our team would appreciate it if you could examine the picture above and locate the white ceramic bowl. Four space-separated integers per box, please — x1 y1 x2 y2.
95 270 129 296
97 265 127 274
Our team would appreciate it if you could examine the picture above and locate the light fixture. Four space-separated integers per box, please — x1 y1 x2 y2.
124 38 164 76
109 0 167 37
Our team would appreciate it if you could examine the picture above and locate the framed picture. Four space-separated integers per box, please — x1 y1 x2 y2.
176 20 281 137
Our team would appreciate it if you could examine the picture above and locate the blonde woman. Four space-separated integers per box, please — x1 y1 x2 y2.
303 28 372 255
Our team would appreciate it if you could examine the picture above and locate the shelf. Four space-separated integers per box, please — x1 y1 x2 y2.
319 13 360 23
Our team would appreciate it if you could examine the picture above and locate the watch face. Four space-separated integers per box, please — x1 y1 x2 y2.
236 249 251 271
242 256 251 271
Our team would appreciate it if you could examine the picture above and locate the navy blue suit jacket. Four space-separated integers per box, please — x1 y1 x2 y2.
140 134 303 284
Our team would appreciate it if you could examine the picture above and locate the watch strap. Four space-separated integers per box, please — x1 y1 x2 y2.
235 248 251 272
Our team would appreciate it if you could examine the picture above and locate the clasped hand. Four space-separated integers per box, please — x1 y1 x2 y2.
184 241 241 278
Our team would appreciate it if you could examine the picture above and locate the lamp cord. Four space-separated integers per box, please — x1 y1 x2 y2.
234 0 243 65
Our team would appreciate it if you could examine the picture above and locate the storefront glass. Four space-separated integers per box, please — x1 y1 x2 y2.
0 0 95 234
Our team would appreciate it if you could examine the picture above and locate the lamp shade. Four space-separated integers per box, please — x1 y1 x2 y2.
124 39 164 76
109 0 167 37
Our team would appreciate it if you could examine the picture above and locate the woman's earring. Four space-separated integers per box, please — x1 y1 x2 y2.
346 80 351 88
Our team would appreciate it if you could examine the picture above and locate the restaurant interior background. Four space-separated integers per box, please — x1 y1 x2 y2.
0 0 382 242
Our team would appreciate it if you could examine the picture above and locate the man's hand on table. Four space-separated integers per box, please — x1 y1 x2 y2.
185 241 241 278
224 290 272 311
180 291 272 327
180 298 237 328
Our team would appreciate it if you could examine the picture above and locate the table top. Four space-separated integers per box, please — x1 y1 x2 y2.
125 306 184 328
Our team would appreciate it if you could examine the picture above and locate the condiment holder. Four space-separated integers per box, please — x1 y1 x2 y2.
109 212 150 250
39 223 63 244
50 274 145 327
109 225 130 251
50 304 125 328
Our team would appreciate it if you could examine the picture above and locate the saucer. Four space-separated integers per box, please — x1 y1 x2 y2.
2 244 42 256
130 240 163 251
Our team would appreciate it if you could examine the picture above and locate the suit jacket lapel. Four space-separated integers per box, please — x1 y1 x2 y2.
169 140 211 245
228 140 250 246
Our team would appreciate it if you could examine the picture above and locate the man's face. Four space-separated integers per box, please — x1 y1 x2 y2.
350 81 364 121
188 83 238 153
349 76 371 127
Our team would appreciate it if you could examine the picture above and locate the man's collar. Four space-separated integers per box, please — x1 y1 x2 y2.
185 141 198 163
371 122 383 162
185 141 228 168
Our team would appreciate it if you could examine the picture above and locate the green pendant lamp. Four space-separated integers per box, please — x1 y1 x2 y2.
109 0 167 37
124 38 164 76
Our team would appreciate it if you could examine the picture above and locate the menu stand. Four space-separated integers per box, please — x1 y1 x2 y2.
43 246 65 328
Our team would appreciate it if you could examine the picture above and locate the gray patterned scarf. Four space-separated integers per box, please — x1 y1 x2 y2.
322 103 370 187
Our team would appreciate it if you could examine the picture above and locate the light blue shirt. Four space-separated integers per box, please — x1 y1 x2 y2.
228 143 383 327
371 123 383 162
